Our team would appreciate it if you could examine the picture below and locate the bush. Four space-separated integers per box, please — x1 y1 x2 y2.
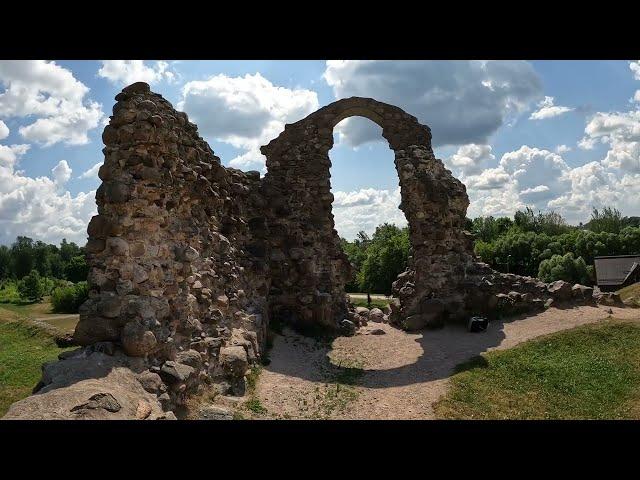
51 281 89 313
17 270 44 302
538 253 591 285
0 280 21 303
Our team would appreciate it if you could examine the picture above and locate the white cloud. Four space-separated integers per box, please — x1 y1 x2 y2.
529 96 574 120
97 60 177 86
0 120 8 140
0 144 29 169
580 110 640 173
0 60 104 146
323 60 542 148
465 167 511 190
446 143 495 176
578 136 597 150
465 139 640 224
631 60 640 81
51 160 72 186
0 142 95 245
178 73 319 171
332 187 407 240
78 161 102 179
499 145 569 192
555 144 571 154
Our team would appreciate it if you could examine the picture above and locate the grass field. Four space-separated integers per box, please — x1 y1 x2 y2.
0 320 73 416
435 319 640 419
0 300 78 417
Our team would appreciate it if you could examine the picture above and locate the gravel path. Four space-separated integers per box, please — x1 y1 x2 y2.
254 305 640 419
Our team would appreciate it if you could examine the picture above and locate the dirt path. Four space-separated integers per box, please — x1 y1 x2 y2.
253 305 640 419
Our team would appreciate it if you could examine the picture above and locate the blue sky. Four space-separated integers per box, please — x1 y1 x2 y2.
1 60 639 245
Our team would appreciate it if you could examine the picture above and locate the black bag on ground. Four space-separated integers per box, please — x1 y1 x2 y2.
467 316 488 332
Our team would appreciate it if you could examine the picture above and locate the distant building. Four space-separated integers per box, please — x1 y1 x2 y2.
594 255 640 291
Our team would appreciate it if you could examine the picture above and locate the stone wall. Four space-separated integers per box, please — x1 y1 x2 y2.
73 82 270 410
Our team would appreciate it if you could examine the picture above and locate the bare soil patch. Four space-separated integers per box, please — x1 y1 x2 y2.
252 305 640 419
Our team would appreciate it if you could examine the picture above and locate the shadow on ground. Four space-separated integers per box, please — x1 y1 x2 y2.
262 307 603 390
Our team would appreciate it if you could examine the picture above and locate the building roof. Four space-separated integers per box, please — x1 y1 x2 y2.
594 256 640 286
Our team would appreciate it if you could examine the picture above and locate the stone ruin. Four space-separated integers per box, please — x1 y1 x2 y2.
2 82 624 420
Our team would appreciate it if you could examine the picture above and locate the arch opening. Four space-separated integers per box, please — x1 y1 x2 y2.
328 116 409 301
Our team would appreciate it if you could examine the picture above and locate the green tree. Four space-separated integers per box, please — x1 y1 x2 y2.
538 253 591 285
17 269 44 302
11 236 35 279
64 255 89 283
358 224 410 295
586 206 624 234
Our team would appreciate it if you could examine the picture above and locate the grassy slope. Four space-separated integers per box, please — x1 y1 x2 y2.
435 319 640 420
0 320 72 416
618 282 640 307
0 302 75 416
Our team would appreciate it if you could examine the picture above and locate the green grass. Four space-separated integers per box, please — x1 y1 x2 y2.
245 397 267 415
0 320 72 416
618 282 640 307
350 298 389 309
435 319 640 420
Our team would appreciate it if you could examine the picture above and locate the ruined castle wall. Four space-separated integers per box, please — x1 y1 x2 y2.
74 82 270 407
261 97 477 331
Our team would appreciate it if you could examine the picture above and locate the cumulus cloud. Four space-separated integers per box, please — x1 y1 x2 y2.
0 120 8 140
500 145 569 193
78 161 102 179
178 73 319 171
0 60 104 146
0 143 95 245
323 60 542 148
465 167 511 190
631 60 640 81
529 96 574 120
51 160 72 186
579 110 640 173
0 144 29 169
98 60 177 86
464 138 640 224
555 144 571 154
467 146 571 220
332 187 407 240
446 143 495 176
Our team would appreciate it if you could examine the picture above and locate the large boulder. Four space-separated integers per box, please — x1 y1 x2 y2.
219 346 248 378
2 352 165 420
403 298 445 330
572 284 594 302
593 291 624 307
547 280 573 301
369 308 385 323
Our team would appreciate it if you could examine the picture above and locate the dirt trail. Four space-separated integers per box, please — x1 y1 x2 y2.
253 305 640 419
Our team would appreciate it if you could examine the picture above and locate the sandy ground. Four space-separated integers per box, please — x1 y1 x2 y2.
253 305 640 419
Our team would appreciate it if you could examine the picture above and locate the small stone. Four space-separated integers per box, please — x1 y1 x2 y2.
136 400 152 419
368 328 386 335
136 371 164 394
198 405 233 420
160 361 195 384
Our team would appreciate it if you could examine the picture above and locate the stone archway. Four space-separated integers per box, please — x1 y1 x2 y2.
260 97 476 332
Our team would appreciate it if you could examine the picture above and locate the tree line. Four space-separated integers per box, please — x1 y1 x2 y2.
341 207 640 293
0 236 89 312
